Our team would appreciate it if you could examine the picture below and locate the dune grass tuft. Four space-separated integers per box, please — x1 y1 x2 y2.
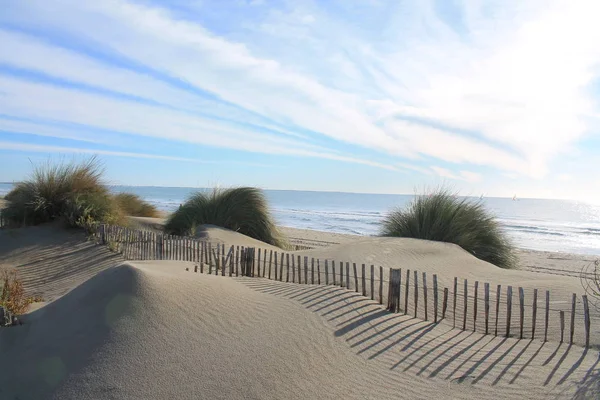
113 193 159 218
381 189 516 269
165 187 285 247
4 157 122 228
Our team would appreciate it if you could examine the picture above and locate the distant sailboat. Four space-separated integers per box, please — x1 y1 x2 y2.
512 194 517 201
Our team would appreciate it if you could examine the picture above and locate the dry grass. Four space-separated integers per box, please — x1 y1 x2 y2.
4 157 123 228
1 269 42 315
381 188 516 269
165 187 286 247
113 193 159 217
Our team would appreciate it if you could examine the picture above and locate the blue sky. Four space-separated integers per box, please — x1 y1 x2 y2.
1 0 600 200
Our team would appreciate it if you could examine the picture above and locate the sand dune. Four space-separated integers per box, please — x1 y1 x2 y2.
2 261 597 399
0 223 123 301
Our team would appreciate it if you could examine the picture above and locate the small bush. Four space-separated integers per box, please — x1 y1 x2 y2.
165 187 285 247
1 269 41 315
4 157 122 227
381 189 516 269
113 193 159 217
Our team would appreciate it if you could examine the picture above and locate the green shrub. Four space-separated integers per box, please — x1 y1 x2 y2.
165 187 285 247
113 193 159 217
381 189 516 269
3 157 121 227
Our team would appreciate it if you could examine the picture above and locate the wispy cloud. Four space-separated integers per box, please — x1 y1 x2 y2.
430 167 482 183
0 0 599 183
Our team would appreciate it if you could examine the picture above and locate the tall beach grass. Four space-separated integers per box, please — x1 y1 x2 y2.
165 187 285 247
113 193 159 218
381 189 516 269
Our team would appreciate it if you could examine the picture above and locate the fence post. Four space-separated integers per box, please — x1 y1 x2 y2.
340 261 344 287
570 293 577 345
519 287 525 339
274 252 279 281
257 249 262 278
433 274 438 323
317 259 321 285
388 269 401 313
311 258 315 284
532 289 538 339
279 254 284 282
268 250 273 280
583 295 590 348
353 263 358 293
286 253 291 283
506 286 513 338
325 260 329 285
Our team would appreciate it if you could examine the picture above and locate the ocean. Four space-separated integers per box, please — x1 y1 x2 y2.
2 183 600 255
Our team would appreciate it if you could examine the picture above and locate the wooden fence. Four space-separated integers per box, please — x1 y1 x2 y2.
96 224 597 348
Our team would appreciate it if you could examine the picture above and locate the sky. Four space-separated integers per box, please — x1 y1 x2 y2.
1 0 600 201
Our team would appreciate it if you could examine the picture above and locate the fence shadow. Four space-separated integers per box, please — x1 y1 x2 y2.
239 278 598 390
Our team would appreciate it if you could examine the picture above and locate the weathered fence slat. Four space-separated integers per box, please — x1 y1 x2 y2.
332 262 337 286
544 290 550 342
387 269 401 313
257 249 261 278
274 252 279 281
229 246 234 277
306 257 310 285
583 295 590 348
495 284 501 336
340 261 344 287
286 253 291 283
325 260 329 285
506 286 513 338
560 311 565 343
453 277 458 328
311 258 315 284
570 293 576 345
405 270 411 316
370 265 375 301
268 250 273 279
353 263 358 293
519 287 525 339
279 253 284 282
345 262 350 290
484 283 490 335
463 279 468 331
442 288 448 320
414 270 419 318
532 289 538 339
474 281 479 332
361 264 366 297
316 259 320 285
292 253 296 283
379 266 383 305
423 272 428 321
433 274 438 323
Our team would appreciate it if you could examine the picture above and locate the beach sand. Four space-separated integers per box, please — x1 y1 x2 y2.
1 259 598 399
1 221 599 399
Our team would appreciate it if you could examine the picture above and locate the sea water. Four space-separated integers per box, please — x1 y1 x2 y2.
2 183 600 255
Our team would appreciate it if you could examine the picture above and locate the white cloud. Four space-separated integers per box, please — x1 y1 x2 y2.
430 167 482 183
0 0 599 180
